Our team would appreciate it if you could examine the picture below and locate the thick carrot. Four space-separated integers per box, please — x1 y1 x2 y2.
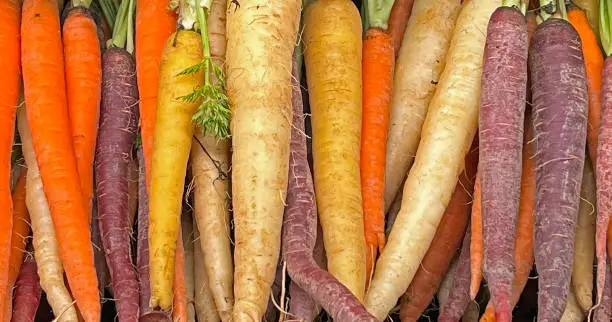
0 1 21 319
10 254 41 322
303 0 366 300
193 222 220 322
17 109 79 321
470 172 483 300
478 6 529 321
568 7 603 164
96 45 140 321
135 0 176 188
438 226 473 322
383 0 461 210
282 53 377 322
399 140 478 322
361 0 395 284
480 114 536 322
530 16 588 322
21 0 99 320
365 1 501 318
63 5 101 216
387 0 415 57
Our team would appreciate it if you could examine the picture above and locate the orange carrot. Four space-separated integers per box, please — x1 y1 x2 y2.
63 5 102 217
173 229 188 322
0 0 21 320
21 0 99 320
470 170 483 300
135 0 177 188
387 0 415 58
480 115 536 322
4 170 31 319
361 27 394 286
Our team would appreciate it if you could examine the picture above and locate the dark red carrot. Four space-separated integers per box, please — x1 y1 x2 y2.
479 6 529 322
282 53 377 322
399 139 478 322
96 46 140 322
594 260 612 322
438 224 473 322
90 202 108 295
136 147 170 322
387 0 415 58
10 254 41 322
530 17 588 322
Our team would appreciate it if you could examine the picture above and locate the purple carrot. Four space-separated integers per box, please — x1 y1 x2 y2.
90 201 108 295
10 255 41 322
281 52 377 322
438 225 472 322
136 147 171 322
95 47 140 322
478 6 528 322
594 260 612 321
530 18 588 322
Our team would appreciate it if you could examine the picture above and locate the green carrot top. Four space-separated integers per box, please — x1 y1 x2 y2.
99 0 136 53
363 0 395 30
538 0 569 22
171 0 230 139
601 0 612 56
502 0 528 13
73 0 93 8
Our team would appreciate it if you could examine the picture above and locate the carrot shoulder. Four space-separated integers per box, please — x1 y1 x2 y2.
21 0 99 320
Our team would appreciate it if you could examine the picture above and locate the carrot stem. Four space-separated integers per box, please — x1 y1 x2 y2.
126 0 135 54
503 0 520 8
540 0 556 21
72 0 92 7
365 0 395 30
602 0 612 56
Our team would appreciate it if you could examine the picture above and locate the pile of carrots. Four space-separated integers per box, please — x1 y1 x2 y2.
3 0 612 321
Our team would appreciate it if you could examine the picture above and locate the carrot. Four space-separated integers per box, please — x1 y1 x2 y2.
135 147 170 321
17 108 79 321
387 0 415 57
437 256 458 310
193 222 220 322
573 0 599 41
572 156 596 313
0 0 21 319
530 7 588 321
282 52 377 322
173 231 189 322
303 0 367 300
438 225 473 322
480 114 536 322
181 213 196 322
594 260 612 321
478 5 529 321
383 0 461 211
561 289 586 322
469 172 483 300
361 0 395 287
10 254 41 322
62 1 102 217
366 1 501 318
399 140 478 322
226 0 301 318
135 0 176 188
21 0 100 319
568 6 603 164
189 0 233 318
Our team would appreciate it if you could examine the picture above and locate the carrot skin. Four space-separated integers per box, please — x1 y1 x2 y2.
135 0 177 188
282 54 377 322
10 256 41 322
594 260 612 322
0 1 21 319
63 6 101 217
361 28 393 284
479 7 528 322
7 171 30 289
530 18 588 322
96 47 140 322
136 148 171 322
22 1 100 320
91 204 108 295
470 172 483 300
400 140 478 322
387 0 415 58
438 226 473 322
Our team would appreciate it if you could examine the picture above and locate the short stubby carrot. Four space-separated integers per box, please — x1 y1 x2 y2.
0 0 21 320
21 0 99 320
63 6 102 216
361 28 394 286
135 0 177 188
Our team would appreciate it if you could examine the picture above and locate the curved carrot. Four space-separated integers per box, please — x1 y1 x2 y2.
21 0 99 320
63 6 102 216
470 171 483 300
0 1 21 320
480 114 536 322
387 0 415 58
361 28 394 286
135 0 177 189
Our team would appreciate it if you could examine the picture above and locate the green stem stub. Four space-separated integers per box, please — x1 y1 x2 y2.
539 0 556 21
175 0 230 139
365 0 394 30
101 0 135 52
73 0 92 8
601 0 612 56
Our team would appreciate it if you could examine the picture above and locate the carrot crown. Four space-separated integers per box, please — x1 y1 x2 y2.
601 0 612 56
538 0 568 22
172 0 230 139
73 0 92 8
502 0 527 13
362 0 395 30
100 0 136 53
